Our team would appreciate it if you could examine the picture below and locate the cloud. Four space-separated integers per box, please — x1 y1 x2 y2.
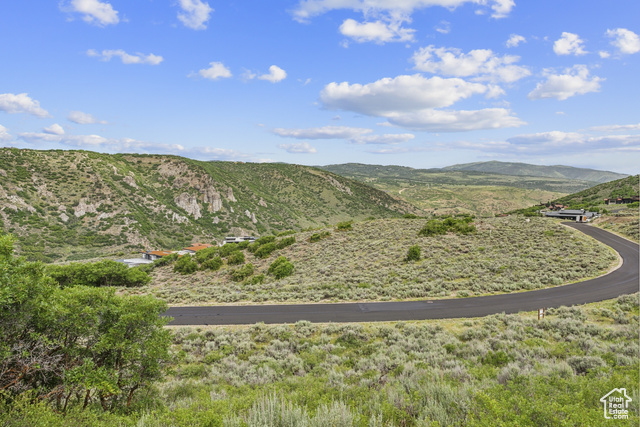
412 46 530 83
386 108 525 132
0 93 50 118
195 62 232 80
321 74 487 116
606 28 640 55
553 32 587 56
291 0 515 23
66 0 119 26
177 0 213 30
273 126 372 139
506 34 525 47
528 65 603 100
277 142 317 153
598 51 611 59
320 74 524 131
43 124 65 135
258 65 287 83
86 49 163 65
339 18 415 43
350 133 415 144
68 110 107 124
590 123 640 132
435 20 450 34
0 125 12 141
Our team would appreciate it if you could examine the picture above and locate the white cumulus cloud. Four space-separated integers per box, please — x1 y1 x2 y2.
273 126 372 139
0 125 12 141
350 133 415 144
68 111 107 124
412 45 530 83
292 0 515 22
506 34 525 47
67 0 119 26
528 65 603 100
553 32 587 56
0 93 50 118
339 18 415 43
196 62 232 80
177 0 213 30
43 124 65 135
277 142 317 153
87 49 163 65
386 108 525 132
321 74 487 116
258 65 287 83
606 28 640 55
590 123 640 132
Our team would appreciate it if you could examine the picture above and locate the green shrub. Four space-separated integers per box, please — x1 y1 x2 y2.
227 251 246 265
276 236 296 249
336 221 353 231
231 263 254 282
405 245 421 261
219 243 242 257
268 256 294 279
173 255 198 275
254 243 277 259
201 256 223 271
47 260 151 287
194 246 219 263
419 217 476 237
403 213 419 219
309 231 330 243
255 236 276 246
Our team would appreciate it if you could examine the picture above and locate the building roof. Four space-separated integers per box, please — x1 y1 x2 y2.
146 250 174 257
184 243 213 252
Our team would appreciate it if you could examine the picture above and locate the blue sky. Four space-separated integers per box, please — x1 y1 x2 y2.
1 0 639 174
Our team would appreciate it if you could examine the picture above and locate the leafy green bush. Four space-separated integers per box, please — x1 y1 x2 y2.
268 256 294 279
309 231 331 242
403 213 419 219
418 217 476 237
276 236 296 249
195 246 219 263
231 263 254 282
254 243 277 259
201 256 223 271
219 243 242 258
47 260 151 287
227 251 246 265
173 255 198 275
336 221 353 231
405 245 421 261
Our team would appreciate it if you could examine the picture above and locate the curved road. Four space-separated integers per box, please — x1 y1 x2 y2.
165 223 639 325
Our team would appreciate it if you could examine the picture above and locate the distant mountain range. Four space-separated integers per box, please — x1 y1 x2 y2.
442 161 627 183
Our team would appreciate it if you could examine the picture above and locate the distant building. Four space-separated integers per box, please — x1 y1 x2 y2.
183 243 214 254
544 209 598 222
116 258 154 268
223 236 257 245
604 195 639 205
142 250 174 260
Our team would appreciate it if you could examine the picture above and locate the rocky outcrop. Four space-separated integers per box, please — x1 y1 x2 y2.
123 175 138 188
259 198 268 207
174 192 202 219
324 175 352 195
203 185 223 212
226 187 237 202
73 199 99 217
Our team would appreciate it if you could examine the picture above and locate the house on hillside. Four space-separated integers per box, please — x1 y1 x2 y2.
142 250 174 260
183 243 214 254
223 236 257 245
544 209 598 222
604 195 639 204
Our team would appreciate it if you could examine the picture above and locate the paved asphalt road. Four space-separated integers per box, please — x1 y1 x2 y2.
165 223 639 325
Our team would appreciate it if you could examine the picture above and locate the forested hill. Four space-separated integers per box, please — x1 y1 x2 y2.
0 148 416 262
442 161 627 183
550 174 639 207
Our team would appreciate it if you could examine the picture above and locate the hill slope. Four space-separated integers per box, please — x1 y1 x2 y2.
319 163 597 215
442 161 627 183
0 149 415 261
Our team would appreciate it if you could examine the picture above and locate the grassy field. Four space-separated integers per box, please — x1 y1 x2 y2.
128 216 618 305
4 294 638 426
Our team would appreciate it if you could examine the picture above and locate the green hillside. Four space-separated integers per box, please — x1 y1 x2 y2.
319 163 595 215
0 149 415 262
550 174 639 207
443 160 627 183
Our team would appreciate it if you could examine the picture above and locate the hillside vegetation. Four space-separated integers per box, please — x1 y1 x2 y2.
132 216 617 305
443 160 627 183
0 148 414 262
4 294 638 426
318 163 607 216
